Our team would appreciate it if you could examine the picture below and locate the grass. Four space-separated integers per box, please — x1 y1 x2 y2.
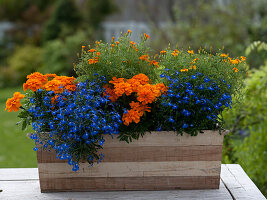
0 87 36 168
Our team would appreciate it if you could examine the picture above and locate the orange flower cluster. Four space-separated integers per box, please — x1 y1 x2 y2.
188 50 194 55
23 72 76 93
5 92 25 112
104 74 167 126
171 49 180 56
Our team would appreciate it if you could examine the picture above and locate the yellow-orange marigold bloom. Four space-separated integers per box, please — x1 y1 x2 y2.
127 29 132 33
150 60 159 68
233 67 239 72
160 50 167 54
5 92 25 112
139 54 149 61
88 59 96 64
220 53 228 57
27 72 48 84
122 109 141 126
144 33 149 39
131 74 150 85
180 68 189 72
137 84 156 104
130 41 136 45
109 77 124 85
188 50 194 55
240 56 246 61
23 79 44 92
155 83 168 94
103 84 120 102
45 74 57 78
82 46 85 49
171 52 179 56
114 82 132 96
88 49 96 53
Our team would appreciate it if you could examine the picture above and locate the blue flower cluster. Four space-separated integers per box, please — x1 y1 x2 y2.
158 70 232 135
28 77 121 171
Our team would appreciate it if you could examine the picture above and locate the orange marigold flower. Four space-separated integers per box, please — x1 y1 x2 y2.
109 77 125 85
88 59 96 64
96 52 101 56
230 59 239 64
5 92 25 112
88 49 96 53
150 60 159 68
45 74 57 78
180 68 189 72
240 56 246 61
114 82 132 96
171 52 179 56
139 54 150 61
137 84 156 104
23 79 44 92
130 41 136 45
122 109 141 126
115 41 119 45
144 33 149 39
160 50 167 54
82 46 85 49
233 67 239 72
189 65 197 70
188 50 194 55
127 29 132 33
103 84 119 102
220 53 228 58
131 74 150 85
155 83 168 94
26 72 48 84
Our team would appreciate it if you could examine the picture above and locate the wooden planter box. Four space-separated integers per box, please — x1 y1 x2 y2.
37 131 226 192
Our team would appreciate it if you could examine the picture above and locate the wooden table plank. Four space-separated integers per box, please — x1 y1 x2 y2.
221 164 266 200
0 164 265 200
0 168 38 181
0 180 232 200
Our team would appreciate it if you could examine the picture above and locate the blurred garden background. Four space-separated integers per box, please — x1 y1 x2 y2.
0 0 266 196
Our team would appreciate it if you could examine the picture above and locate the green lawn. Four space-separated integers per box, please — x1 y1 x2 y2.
0 87 36 168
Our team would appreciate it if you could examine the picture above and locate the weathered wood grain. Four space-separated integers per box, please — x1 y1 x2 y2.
0 179 233 200
37 145 223 163
39 176 220 192
36 131 225 191
103 131 225 147
221 165 266 200
38 161 221 178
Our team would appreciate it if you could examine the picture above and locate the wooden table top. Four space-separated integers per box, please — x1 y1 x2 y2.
0 164 265 200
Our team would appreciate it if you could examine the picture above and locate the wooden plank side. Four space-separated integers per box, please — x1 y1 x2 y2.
221 164 266 200
0 168 38 181
37 145 223 163
0 179 232 200
39 176 220 192
38 161 221 179
103 131 225 147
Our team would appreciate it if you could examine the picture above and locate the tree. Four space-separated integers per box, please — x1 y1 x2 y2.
42 0 81 42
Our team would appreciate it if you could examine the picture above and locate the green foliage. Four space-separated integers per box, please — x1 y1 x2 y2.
152 0 267 68
74 33 159 84
159 50 247 97
7 45 43 83
223 64 267 196
40 31 89 76
85 0 117 28
42 0 81 42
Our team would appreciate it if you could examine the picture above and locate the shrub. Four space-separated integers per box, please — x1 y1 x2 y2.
7 45 43 84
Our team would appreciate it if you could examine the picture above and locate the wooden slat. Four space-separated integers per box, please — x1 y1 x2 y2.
37 145 223 163
38 161 221 178
102 131 225 147
221 164 266 200
39 176 221 192
0 179 233 199
0 168 38 181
